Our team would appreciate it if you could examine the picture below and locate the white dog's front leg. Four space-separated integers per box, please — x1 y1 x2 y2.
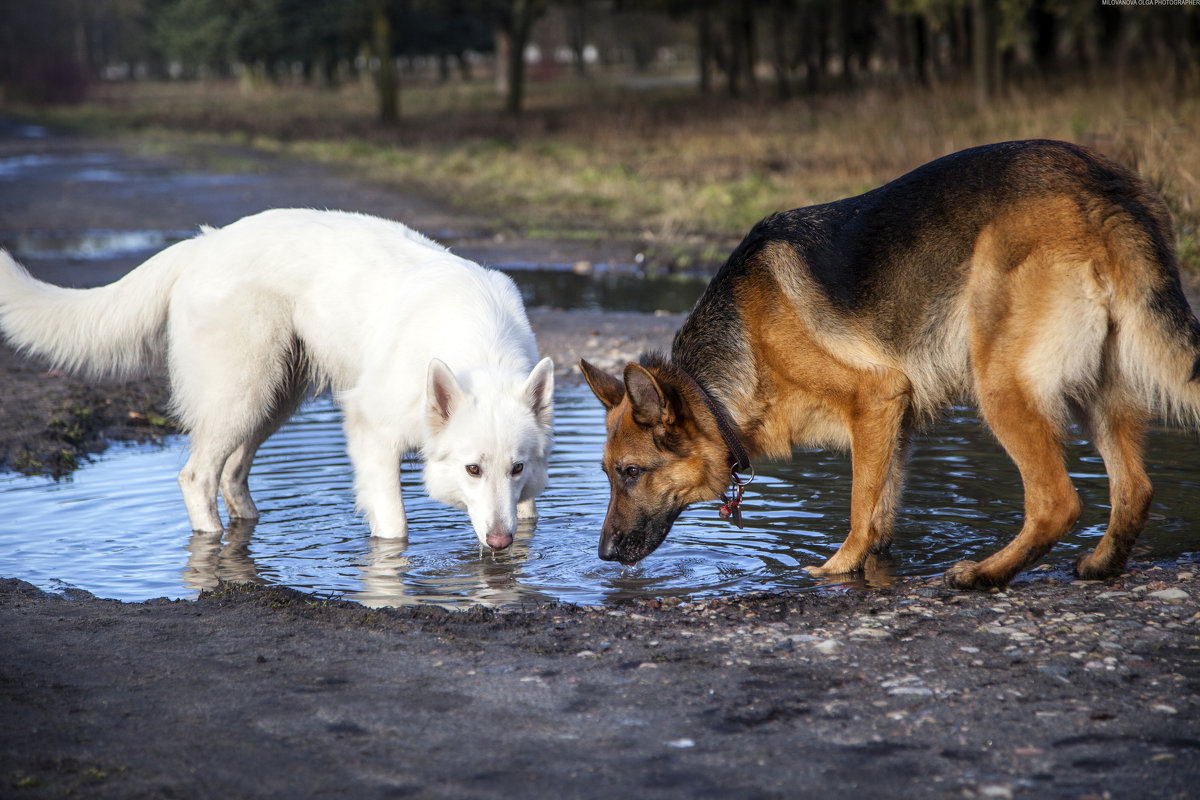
359 459 408 539
342 414 408 538
358 464 409 539
517 498 538 522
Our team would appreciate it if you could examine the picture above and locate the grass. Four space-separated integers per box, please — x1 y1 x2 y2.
17 72 1200 271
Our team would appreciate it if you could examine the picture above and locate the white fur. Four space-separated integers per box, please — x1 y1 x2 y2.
0 209 554 548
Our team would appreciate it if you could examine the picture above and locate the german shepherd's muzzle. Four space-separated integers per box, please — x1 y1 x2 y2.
582 360 748 565
582 140 1200 589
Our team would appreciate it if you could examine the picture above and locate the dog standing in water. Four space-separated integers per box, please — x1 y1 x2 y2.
582 140 1200 589
0 209 554 551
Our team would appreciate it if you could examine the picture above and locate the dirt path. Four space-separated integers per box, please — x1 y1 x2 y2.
1 122 1198 798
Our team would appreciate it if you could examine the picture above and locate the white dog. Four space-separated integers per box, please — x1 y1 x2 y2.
0 209 554 550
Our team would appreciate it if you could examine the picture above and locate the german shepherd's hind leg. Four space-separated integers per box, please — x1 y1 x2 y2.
807 369 912 576
1074 398 1152 580
945 384 1081 590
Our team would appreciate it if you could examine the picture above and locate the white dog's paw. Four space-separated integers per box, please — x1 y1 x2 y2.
367 516 409 540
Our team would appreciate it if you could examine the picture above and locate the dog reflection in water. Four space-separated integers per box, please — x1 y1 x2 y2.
181 519 538 609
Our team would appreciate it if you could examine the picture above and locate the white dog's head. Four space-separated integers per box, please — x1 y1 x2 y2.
423 357 554 551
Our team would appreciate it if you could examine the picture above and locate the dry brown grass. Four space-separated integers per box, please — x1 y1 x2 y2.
28 74 1200 270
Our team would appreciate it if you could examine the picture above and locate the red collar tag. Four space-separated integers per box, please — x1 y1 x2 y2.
718 465 754 529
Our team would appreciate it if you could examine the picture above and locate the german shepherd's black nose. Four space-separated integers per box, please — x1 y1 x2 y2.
600 532 628 563
597 534 620 561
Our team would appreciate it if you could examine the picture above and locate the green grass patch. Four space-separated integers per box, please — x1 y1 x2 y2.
18 75 1200 272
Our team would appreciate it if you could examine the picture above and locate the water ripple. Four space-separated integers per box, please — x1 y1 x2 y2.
1 388 1198 607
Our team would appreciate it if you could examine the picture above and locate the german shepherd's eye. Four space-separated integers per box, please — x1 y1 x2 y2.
511 462 524 476
465 464 482 477
624 465 642 479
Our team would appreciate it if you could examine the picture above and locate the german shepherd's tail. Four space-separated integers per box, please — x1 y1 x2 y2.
1109 231 1200 429
0 242 193 379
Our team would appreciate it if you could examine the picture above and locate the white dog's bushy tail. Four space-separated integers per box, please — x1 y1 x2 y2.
0 244 190 378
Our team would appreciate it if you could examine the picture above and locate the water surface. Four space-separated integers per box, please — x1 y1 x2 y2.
1 386 1197 608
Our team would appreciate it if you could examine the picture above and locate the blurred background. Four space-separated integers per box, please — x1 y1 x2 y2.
1 0 1197 270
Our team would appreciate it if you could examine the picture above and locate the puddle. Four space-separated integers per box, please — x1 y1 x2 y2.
4 229 195 261
2 229 707 312
0 152 111 179
1 386 1198 608
0 149 258 185
505 265 706 313
0 144 706 311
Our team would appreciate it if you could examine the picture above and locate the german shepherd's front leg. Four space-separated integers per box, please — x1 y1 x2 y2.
807 370 912 576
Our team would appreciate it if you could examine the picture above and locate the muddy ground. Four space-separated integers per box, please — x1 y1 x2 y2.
0 122 1198 798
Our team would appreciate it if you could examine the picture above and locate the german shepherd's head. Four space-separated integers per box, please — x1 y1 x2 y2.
579 357 733 565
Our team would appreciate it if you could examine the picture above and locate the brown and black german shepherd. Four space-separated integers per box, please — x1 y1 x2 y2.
580 139 1200 590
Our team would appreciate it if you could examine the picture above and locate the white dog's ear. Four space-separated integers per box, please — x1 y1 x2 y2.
427 358 465 433
523 357 554 432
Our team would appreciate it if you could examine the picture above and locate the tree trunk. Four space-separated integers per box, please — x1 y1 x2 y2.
697 3 713 95
370 0 398 123
770 0 791 100
502 0 542 116
566 0 588 78
971 0 996 108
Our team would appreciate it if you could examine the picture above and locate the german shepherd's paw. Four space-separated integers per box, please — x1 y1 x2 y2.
1072 550 1122 581
943 560 992 591
804 553 860 577
806 553 898 587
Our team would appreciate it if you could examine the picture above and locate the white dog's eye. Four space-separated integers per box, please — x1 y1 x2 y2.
466 464 482 477
512 462 524 476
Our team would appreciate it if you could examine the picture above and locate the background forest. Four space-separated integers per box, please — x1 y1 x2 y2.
1 0 1197 269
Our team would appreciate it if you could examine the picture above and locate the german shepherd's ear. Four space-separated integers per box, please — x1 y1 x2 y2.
580 359 625 410
623 363 675 427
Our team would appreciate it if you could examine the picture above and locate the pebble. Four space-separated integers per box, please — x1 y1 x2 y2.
1148 588 1189 603
787 634 823 644
814 639 842 655
849 627 890 639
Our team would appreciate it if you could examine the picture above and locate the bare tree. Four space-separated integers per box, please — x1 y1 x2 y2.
491 0 547 115
369 0 399 122
970 0 997 107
